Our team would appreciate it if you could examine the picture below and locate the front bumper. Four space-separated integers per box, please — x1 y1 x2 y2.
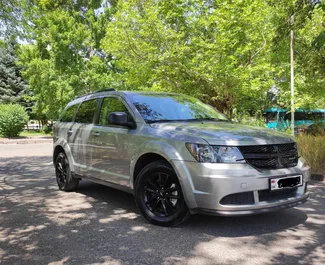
171 159 310 215
195 193 309 216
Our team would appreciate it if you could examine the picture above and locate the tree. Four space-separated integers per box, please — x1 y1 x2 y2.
0 40 28 104
19 0 118 120
268 0 325 109
102 0 280 115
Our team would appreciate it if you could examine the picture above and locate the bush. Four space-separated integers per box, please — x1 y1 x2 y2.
308 121 325 136
0 104 29 137
233 113 265 127
41 124 52 134
296 135 325 174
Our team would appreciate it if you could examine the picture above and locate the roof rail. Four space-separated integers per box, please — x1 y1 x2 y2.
93 88 115 93
74 88 115 99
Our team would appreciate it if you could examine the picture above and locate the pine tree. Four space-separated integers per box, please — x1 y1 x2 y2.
0 40 27 104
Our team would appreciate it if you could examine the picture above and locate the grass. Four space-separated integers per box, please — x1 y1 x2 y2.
296 134 325 174
20 130 50 137
0 130 51 138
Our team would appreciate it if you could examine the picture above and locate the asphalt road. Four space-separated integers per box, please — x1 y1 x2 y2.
0 144 324 265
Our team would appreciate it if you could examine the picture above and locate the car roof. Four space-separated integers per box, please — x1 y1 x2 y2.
65 90 182 108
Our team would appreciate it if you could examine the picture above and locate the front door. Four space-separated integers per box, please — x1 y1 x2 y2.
86 96 135 187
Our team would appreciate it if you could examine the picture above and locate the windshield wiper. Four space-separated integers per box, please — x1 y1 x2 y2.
147 119 187 124
185 118 229 122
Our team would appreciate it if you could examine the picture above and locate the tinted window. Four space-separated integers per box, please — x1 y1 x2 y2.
285 112 308 121
264 112 277 122
307 112 325 120
128 93 228 123
98 97 130 126
60 104 79 122
75 99 98 124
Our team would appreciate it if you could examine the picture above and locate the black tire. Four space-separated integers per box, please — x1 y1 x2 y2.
135 160 190 227
55 152 79 191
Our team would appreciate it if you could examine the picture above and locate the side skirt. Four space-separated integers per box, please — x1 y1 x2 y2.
72 172 134 195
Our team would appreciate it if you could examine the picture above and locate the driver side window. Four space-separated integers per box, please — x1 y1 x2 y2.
98 97 130 126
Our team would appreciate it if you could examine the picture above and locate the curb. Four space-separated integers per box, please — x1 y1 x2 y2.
0 139 53 144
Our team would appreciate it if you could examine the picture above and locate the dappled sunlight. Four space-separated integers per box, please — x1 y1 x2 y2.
85 256 124 265
178 225 323 265
43 192 93 226
99 212 138 224
130 226 149 232
0 148 324 264
47 257 70 265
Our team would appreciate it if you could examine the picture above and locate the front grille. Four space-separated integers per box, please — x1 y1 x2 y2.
239 143 298 169
240 145 276 154
259 188 298 202
220 192 255 205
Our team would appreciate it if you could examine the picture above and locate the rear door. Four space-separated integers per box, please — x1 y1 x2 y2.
70 98 99 175
56 103 80 165
86 96 135 186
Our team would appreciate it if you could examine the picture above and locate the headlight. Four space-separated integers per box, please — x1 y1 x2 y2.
185 143 246 163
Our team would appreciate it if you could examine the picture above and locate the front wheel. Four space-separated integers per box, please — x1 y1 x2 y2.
135 161 190 227
55 152 79 191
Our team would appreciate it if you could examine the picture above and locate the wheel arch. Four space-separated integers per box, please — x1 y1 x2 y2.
132 153 169 186
53 140 75 172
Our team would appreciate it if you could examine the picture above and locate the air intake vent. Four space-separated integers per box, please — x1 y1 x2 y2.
220 192 255 205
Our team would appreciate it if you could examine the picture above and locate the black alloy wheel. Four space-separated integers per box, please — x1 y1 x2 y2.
143 172 181 217
135 161 190 226
55 152 79 191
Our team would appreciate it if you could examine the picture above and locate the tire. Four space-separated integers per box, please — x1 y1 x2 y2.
55 152 79 191
135 160 190 227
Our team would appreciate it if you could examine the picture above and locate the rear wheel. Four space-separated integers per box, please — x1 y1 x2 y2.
55 152 79 191
135 161 190 226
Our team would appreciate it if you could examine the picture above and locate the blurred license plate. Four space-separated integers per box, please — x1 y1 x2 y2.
270 175 302 191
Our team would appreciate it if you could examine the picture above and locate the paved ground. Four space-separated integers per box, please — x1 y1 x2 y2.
0 144 324 265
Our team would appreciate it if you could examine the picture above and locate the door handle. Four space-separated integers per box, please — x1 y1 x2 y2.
67 130 73 136
92 132 100 137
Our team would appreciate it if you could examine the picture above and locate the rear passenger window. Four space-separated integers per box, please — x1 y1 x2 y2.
60 104 79 122
75 99 98 124
98 97 130 126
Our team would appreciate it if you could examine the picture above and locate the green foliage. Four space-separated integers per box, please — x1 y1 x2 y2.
0 104 29 137
270 0 325 109
103 0 278 114
297 134 325 173
0 40 28 104
2 0 324 121
232 113 266 128
308 121 325 136
41 124 52 134
18 0 118 119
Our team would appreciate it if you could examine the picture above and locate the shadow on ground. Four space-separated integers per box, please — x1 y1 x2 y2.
0 155 324 265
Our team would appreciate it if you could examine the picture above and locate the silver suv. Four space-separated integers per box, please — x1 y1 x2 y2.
53 89 310 226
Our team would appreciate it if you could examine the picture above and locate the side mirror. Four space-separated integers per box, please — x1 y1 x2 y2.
108 112 136 129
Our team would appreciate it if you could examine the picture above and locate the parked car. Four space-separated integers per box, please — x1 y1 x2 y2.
53 89 310 226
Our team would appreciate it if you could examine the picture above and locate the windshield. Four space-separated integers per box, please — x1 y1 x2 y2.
128 93 228 123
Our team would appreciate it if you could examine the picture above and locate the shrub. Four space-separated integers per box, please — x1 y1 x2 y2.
296 135 325 174
233 113 265 127
0 104 29 137
41 124 52 134
308 121 325 136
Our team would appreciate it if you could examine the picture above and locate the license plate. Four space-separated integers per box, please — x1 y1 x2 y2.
270 175 302 191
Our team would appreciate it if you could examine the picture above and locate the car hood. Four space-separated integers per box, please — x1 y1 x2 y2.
150 121 295 146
